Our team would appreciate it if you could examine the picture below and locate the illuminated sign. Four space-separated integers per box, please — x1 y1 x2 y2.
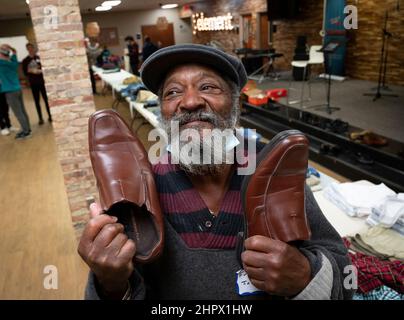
192 12 234 34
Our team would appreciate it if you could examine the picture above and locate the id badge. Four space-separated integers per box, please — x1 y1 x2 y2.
236 269 265 296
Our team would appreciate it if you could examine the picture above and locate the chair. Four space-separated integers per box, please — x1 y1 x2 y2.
287 45 324 109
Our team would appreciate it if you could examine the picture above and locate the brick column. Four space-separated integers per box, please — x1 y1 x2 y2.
29 0 97 239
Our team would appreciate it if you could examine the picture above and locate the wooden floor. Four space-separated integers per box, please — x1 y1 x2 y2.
0 85 348 300
0 88 88 299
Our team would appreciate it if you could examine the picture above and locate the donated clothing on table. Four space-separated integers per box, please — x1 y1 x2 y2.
323 180 396 217
143 100 159 108
306 175 321 191
85 138 354 300
122 75 141 85
369 209 404 235
306 167 322 192
345 235 391 260
392 218 404 236
367 193 404 227
119 83 147 100
307 167 321 178
359 227 404 260
136 90 158 103
353 285 404 300
343 238 404 294
0 55 21 93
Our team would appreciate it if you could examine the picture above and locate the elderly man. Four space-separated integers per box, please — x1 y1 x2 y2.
80 44 353 300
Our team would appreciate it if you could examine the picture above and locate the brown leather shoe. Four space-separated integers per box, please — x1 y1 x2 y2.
88 109 164 263
241 130 311 242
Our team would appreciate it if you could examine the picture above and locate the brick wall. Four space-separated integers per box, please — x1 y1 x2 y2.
345 0 404 86
192 0 404 85
28 0 97 239
270 0 323 71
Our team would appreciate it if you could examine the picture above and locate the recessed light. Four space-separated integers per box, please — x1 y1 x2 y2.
95 5 112 11
102 1 121 6
161 3 178 9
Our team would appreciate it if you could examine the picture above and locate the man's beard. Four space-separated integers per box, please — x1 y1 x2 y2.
161 107 238 176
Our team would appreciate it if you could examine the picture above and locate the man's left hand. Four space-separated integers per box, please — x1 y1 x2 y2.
241 235 311 297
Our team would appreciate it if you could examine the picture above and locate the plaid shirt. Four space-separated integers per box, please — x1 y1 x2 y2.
353 285 404 300
344 238 404 294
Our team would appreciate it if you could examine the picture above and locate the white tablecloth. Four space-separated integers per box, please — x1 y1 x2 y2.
314 190 368 237
127 98 160 129
92 66 133 98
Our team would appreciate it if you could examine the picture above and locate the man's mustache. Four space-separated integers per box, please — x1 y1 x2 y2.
170 110 221 127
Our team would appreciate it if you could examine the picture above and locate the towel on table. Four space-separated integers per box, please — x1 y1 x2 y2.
323 180 396 217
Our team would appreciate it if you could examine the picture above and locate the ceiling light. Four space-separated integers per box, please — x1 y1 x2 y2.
102 1 121 6
95 5 112 11
26 0 29 4
161 4 178 9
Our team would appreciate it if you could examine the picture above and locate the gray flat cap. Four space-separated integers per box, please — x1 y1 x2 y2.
140 43 247 95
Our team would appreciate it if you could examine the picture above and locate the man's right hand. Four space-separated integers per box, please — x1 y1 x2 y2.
78 202 136 299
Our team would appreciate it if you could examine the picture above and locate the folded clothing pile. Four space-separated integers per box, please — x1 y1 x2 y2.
102 64 120 73
306 166 321 192
392 218 404 236
101 56 121 73
323 180 396 217
367 194 404 235
345 226 404 261
122 75 141 85
136 90 158 105
120 83 147 100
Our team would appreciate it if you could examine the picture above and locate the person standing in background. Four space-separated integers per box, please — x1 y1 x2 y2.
141 36 158 63
85 38 102 95
22 43 52 125
0 44 31 140
124 36 139 75
0 92 19 136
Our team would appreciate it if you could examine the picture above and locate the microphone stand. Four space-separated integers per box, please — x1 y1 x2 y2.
364 10 398 101
381 29 394 91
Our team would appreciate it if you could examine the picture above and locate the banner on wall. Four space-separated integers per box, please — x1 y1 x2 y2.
324 0 347 76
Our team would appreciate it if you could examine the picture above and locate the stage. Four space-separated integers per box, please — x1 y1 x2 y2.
253 76 404 143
